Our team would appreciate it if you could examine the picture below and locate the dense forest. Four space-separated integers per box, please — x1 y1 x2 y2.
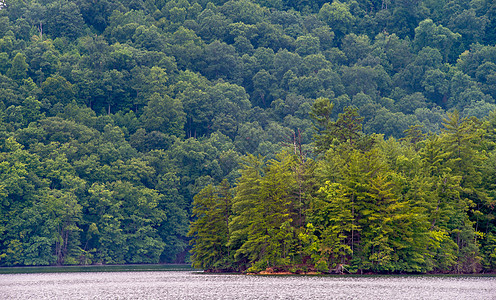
0 0 495 273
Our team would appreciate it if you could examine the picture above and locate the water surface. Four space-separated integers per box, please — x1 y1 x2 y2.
1 271 495 299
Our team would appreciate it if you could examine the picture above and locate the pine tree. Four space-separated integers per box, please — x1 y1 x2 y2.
228 154 264 271
310 102 374 155
188 180 232 271
310 97 335 154
228 152 307 272
440 111 485 272
441 110 484 189
402 124 426 151
309 181 355 272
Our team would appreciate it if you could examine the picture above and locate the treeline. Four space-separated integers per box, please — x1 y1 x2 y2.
0 0 496 266
189 105 496 273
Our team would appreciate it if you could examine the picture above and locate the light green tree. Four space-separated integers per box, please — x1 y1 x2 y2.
188 180 233 271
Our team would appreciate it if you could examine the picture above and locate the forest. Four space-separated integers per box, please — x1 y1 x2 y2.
0 0 495 273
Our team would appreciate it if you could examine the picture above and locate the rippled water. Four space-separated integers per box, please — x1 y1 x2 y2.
1 271 495 300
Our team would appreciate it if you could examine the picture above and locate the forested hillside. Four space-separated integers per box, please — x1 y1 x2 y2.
0 0 495 271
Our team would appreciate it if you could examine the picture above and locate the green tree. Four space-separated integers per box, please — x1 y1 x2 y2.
318 1 354 41
40 189 83 265
310 97 335 154
140 93 185 138
341 33 371 65
168 27 205 70
308 181 355 272
413 19 461 62
7 53 28 82
228 154 265 271
41 75 75 106
188 180 233 271
229 152 298 272
440 110 484 190
295 35 321 57
45 0 86 40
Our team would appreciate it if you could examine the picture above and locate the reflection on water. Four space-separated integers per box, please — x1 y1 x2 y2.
1 271 495 300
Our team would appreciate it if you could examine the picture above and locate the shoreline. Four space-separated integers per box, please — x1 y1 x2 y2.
0 264 197 274
204 266 496 276
1 264 494 276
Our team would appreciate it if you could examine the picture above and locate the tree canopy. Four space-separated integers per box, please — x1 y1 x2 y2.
0 0 496 272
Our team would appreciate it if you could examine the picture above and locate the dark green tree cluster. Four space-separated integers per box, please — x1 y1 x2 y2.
190 104 496 273
1 0 496 267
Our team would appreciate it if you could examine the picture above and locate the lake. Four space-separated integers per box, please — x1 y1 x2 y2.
1 267 495 299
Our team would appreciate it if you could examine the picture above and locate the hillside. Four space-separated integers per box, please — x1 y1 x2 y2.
0 0 495 272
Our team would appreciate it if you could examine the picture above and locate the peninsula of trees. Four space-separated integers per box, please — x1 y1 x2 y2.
0 0 495 273
190 106 496 274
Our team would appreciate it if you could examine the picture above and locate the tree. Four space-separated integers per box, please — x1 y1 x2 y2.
201 40 240 80
7 53 28 82
310 97 335 154
1 0 496 272
413 19 461 62
308 181 355 272
295 35 321 57
45 0 86 40
207 82 252 136
228 154 264 271
219 0 265 24
40 189 83 265
395 93 428 115
341 34 371 65
168 27 205 70
366 108 417 139
312 100 374 154
341 65 391 97
41 75 75 106
0 138 45 265
89 181 167 264
196 9 230 42
318 1 354 41
188 180 233 271
234 121 267 154
372 33 412 72
228 152 299 272
23 39 60 84
330 106 367 149
140 93 185 138
440 110 484 189
77 0 115 32
252 69 277 107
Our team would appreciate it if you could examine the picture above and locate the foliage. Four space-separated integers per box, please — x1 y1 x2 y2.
0 0 495 272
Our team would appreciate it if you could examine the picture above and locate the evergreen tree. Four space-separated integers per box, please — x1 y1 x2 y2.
228 154 264 271
308 181 355 272
440 110 485 272
188 180 232 271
